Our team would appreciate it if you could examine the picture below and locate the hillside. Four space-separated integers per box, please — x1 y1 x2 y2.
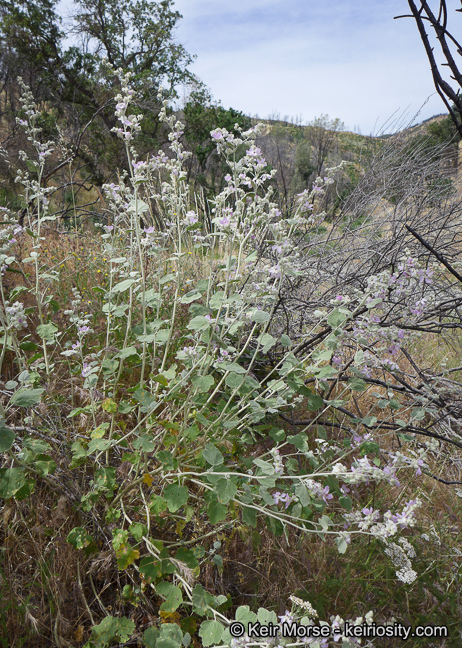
244 111 460 216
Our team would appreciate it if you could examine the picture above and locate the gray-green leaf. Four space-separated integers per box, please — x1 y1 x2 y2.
10 388 45 408
163 485 189 512
0 426 15 452
112 278 137 293
202 443 224 466
36 322 58 342
199 620 225 647
252 310 270 324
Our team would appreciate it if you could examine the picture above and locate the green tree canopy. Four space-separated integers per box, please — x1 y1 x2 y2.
0 0 194 105
183 86 251 171
182 86 252 196
0 0 196 184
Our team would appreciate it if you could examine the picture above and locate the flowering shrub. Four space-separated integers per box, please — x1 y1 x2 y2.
1 70 462 646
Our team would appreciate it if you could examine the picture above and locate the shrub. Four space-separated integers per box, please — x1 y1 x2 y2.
1 69 461 647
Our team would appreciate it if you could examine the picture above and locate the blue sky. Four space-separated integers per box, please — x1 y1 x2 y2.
57 0 462 134
170 0 460 134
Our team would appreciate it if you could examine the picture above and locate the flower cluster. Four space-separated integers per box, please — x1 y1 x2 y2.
331 456 400 488
344 499 422 539
0 222 22 256
112 71 143 142
270 447 285 474
16 79 54 156
272 491 293 508
5 301 27 330
230 634 250 648
289 595 318 618
62 289 94 356
384 538 417 584
302 478 334 504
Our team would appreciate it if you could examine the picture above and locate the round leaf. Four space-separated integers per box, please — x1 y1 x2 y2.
163 484 189 512
199 620 225 647
0 426 15 452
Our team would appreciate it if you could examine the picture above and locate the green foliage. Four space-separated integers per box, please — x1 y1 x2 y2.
9 387 44 408
0 0 63 74
157 581 183 612
290 139 316 193
1 0 192 100
199 619 225 646
183 86 252 195
67 527 97 552
0 468 27 499
143 623 183 648
163 484 189 512
426 114 460 146
85 615 135 647
184 87 251 171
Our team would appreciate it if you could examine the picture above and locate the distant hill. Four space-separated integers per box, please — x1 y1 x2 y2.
247 111 458 212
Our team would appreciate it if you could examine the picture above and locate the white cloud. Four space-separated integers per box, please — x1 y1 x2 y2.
56 0 461 133
172 0 456 132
